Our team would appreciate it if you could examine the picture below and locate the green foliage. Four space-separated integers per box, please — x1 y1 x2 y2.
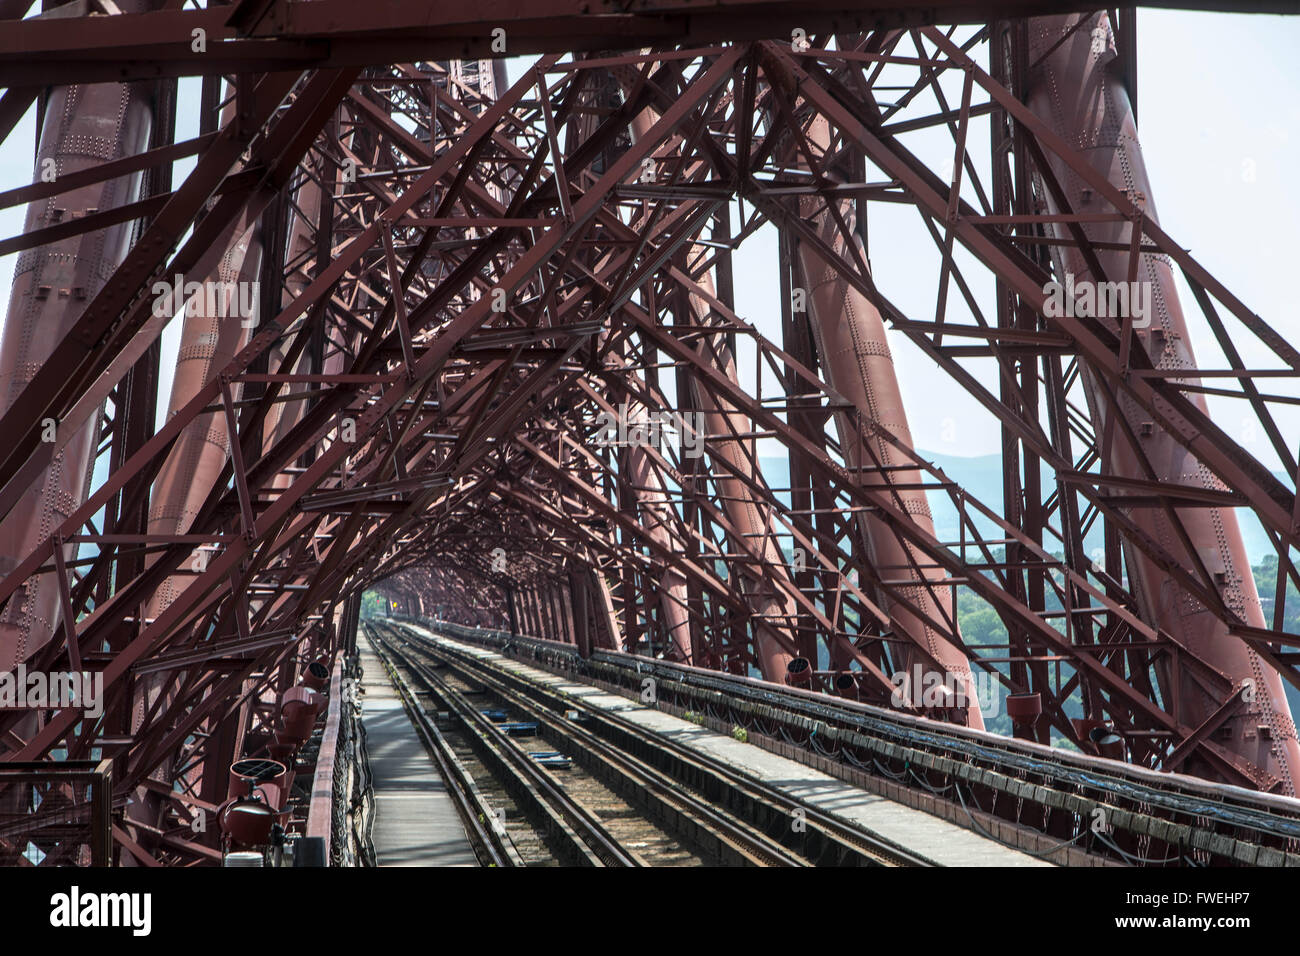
949 553 1300 734
359 590 384 620
956 599 1007 647
1251 554 1300 633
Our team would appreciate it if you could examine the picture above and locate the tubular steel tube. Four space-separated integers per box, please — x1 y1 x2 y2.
624 103 798 681
559 64 716 665
261 145 347 474
143 217 260 618
789 112 985 729
681 282 799 681
1026 12 1300 792
0 6 156 673
129 91 263 837
571 72 695 663
623 398 694 662
137 184 262 797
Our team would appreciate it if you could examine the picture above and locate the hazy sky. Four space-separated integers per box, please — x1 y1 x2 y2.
0 10 1296 470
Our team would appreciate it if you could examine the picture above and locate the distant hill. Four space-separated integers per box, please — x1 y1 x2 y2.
759 450 1281 565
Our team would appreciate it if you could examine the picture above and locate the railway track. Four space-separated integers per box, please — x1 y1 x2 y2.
367 621 642 866
363 622 523 866
370 619 929 867
423 619 1300 867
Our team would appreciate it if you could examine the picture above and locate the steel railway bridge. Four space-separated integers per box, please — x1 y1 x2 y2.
1 0 1299 867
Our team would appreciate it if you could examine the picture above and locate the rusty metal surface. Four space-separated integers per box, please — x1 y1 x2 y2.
0 2 1298 864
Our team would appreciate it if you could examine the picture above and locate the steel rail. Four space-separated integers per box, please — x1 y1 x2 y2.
362 622 521 867
626 658 1300 841
392 629 813 866
427 619 1300 855
403 621 933 866
368 622 641 867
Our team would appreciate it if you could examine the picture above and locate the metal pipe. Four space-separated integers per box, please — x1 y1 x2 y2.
793 170 985 727
1026 11 1300 792
625 101 798 681
0 2 156 672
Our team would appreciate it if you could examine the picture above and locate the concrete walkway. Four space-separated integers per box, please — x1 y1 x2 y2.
358 640 477 866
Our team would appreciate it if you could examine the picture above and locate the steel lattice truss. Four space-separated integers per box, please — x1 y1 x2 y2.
1 2 1299 864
